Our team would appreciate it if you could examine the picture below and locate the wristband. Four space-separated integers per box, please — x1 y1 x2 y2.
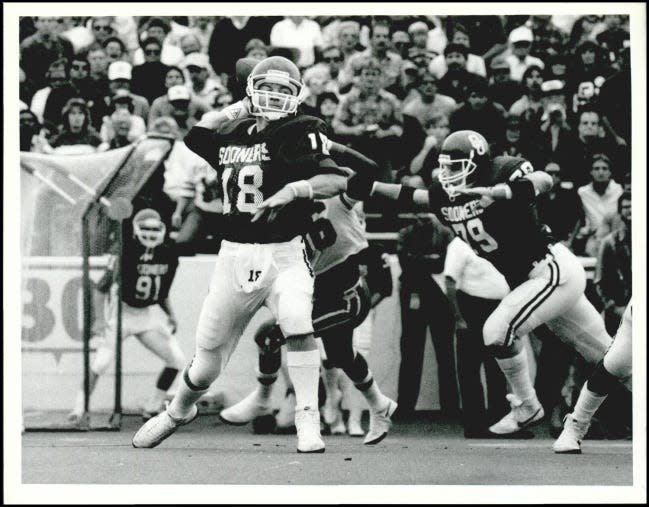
223 101 247 120
346 172 375 201
397 185 416 207
287 180 314 199
507 178 536 201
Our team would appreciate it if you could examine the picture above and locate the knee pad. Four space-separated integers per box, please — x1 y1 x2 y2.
185 345 231 390
587 360 623 396
483 313 508 348
603 353 633 385
256 325 284 375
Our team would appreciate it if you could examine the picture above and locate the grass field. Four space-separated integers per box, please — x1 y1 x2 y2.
22 413 633 486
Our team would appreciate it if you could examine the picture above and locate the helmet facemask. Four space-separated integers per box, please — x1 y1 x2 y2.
438 151 477 200
133 210 166 250
247 69 304 121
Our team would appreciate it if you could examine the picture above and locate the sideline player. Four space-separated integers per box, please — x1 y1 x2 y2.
339 130 613 435
133 56 350 453
554 299 632 453
219 189 397 445
68 208 185 423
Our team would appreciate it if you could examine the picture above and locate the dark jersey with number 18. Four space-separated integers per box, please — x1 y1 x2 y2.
185 114 344 244
428 155 553 286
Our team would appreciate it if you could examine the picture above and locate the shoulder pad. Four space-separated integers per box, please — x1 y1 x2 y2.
490 156 534 184
218 117 256 137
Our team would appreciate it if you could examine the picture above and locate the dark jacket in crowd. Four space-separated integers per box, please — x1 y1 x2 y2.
131 62 171 105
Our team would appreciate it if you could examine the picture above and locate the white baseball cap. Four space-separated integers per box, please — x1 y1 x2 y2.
509 26 533 44
168 85 191 102
108 61 132 81
182 52 210 70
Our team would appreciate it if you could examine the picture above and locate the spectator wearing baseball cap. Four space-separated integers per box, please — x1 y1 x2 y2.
106 60 150 121
436 43 475 103
133 17 184 67
487 57 522 110
148 84 209 136
182 52 225 106
428 23 486 80
449 76 506 145
504 25 545 82
407 21 438 62
131 37 171 105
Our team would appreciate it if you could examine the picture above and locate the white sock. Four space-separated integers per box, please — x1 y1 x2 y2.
496 351 536 402
286 350 320 411
572 384 607 423
357 374 386 411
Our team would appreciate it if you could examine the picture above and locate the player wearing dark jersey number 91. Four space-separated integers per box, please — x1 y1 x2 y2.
69 208 185 424
352 129 613 436
133 56 350 454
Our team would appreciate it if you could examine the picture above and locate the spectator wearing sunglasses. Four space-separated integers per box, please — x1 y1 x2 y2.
20 16 74 89
308 45 345 95
131 37 171 105
391 31 412 60
90 16 116 45
133 17 184 67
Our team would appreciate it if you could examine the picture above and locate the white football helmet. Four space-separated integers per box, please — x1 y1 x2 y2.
246 56 305 121
132 208 166 249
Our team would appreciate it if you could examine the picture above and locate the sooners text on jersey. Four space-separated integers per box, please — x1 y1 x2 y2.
430 155 553 286
185 114 343 244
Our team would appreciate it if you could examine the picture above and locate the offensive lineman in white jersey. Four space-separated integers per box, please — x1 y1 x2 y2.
220 191 398 445
554 299 633 453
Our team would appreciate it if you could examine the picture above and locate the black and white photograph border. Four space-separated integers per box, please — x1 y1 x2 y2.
4 2 646 504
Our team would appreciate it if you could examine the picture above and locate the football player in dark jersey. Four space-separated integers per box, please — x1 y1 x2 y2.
219 194 397 445
68 209 185 423
133 56 350 453
341 130 613 435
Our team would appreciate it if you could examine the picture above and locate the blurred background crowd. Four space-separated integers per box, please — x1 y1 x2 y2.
19 14 633 437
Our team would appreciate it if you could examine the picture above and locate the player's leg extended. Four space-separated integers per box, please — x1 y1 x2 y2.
219 309 283 425
484 246 588 434
136 323 186 420
133 254 261 448
268 256 324 453
554 302 631 453
321 326 396 445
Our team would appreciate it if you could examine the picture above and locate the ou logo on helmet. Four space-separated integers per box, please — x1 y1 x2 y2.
467 133 487 155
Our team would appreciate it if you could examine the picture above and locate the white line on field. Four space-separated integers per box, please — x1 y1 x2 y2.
472 442 632 448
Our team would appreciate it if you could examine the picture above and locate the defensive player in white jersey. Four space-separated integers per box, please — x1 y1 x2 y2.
220 190 398 445
554 299 632 453
329 130 614 435
133 56 350 453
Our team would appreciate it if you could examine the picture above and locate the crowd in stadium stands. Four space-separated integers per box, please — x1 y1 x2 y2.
19 15 633 437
